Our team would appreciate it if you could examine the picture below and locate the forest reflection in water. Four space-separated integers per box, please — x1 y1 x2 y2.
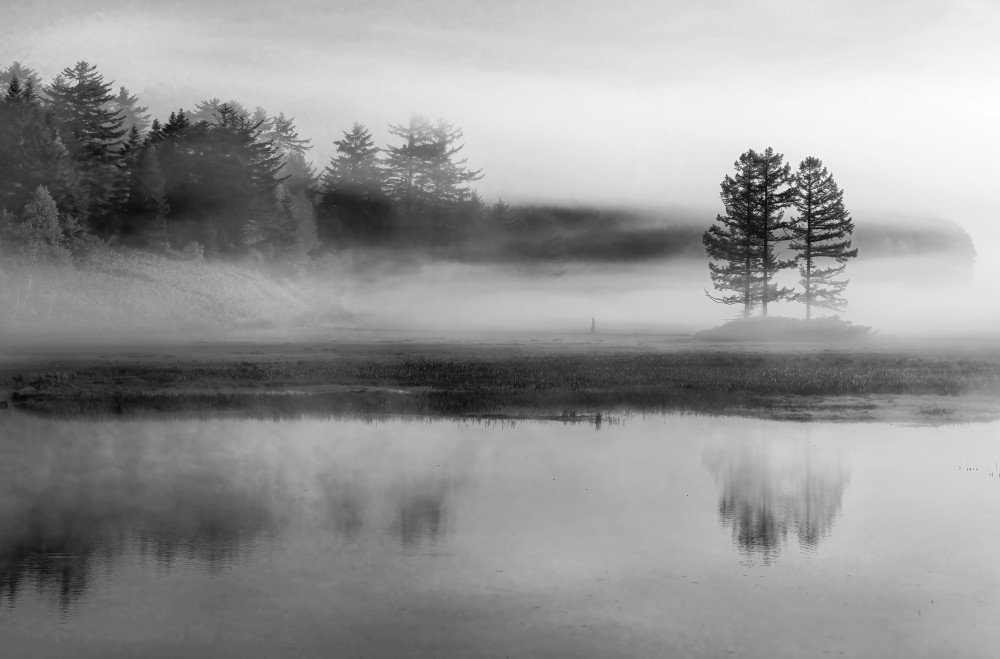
1 413 998 659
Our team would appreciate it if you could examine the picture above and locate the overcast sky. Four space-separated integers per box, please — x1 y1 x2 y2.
3 0 999 266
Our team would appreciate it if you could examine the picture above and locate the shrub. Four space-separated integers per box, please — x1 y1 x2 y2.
696 316 871 342
181 241 204 262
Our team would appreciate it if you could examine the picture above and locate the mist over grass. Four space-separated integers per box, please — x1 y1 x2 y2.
0 244 347 334
0 204 987 340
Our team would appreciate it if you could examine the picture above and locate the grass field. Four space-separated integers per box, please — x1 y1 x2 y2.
3 333 1000 423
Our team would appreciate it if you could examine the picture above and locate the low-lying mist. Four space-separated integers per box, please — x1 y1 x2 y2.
341 254 993 338
0 207 990 343
320 208 991 339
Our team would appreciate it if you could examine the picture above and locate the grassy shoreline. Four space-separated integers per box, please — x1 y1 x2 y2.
3 339 1000 423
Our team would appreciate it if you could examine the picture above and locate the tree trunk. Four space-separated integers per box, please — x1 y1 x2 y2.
744 254 752 318
805 239 813 320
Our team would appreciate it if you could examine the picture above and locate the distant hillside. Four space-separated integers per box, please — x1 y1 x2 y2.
480 205 977 266
852 216 977 259
480 205 705 264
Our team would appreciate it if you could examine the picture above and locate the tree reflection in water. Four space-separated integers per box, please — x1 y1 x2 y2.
397 491 447 549
0 418 278 611
390 434 475 552
0 416 476 611
705 428 850 564
0 466 275 611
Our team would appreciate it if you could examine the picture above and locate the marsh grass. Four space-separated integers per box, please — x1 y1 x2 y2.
6 349 1000 421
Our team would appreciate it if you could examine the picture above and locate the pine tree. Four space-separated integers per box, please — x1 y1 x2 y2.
2 74 21 102
148 110 195 224
490 198 510 224
788 157 857 319
199 103 286 252
703 148 794 317
753 147 795 316
112 123 144 235
10 186 73 320
46 61 127 234
108 86 151 134
147 118 163 142
323 122 382 196
318 122 387 245
266 112 316 196
118 125 169 246
424 119 483 209
0 76 78 217
383 114 433 218
17 185 69 265
265 112 311 157
703 150 762 317
423 119 483 244
0 62 43 95
189 98 249 125
382 115 482 243
250 107 272 134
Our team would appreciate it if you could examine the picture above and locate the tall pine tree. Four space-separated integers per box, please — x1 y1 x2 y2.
189 98 249 125
704 150 763 317
199 103 286 252
424 119 483 243
0 62 43 95
703 147 794 318
323 122 381 195
382 115 482 244
319 122 387 245
264 112 316 256
46 61 127 235
15 185 70 265
109 86 151 135
0 76 78 219
265 112 311 158
383 114 433 219
788 157 857 319
753 147 795 316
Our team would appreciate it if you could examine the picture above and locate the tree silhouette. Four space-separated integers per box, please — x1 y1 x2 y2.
0 76 77 216
704 148 795 317
318 122 389 245
383 114 432 220
46 61 127 235
704 149 763 317
108 86 151 135
0 61 43 94
788 157 857 319
323 122 382 196
382 115 483 244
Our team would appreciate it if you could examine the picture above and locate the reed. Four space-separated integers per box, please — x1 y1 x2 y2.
6 348 1000 421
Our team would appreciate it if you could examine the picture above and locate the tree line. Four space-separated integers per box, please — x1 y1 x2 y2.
703 148 857 320
0 60 493 265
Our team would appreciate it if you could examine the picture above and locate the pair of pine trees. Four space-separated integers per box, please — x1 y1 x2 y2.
703 148 857 320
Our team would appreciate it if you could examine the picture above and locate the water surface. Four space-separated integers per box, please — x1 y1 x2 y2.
1 414 998 658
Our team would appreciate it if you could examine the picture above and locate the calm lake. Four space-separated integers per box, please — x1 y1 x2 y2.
1 413 998 658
